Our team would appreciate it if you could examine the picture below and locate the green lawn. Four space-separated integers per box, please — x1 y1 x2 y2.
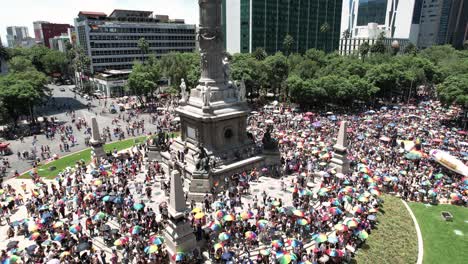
353 194 418 264
409 203 468 264
20 136 147 179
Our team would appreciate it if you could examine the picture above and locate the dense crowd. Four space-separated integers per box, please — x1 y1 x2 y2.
0 99 467 264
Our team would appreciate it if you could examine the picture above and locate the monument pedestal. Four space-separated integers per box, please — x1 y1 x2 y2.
163 216 197 263
188 171 212 201
330 150 350 174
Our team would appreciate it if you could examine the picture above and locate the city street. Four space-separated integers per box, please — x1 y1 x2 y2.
2 84 161 176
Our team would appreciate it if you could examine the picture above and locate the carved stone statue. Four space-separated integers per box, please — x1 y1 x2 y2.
180 78 188 103
194 144 210 173
239 79 246 102
222 57 230 85
262 125 278 150
202 82 211 107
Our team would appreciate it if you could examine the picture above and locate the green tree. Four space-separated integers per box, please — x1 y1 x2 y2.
370 33 386 54
283 34 295 56
8 56 35 72
72 47 91 93
126 57 161 103
404 42 417 55
437 74 468 106
0 44 9 61
41 50 69 77
138 37 150 63
359 42 370 60
159 52 200 89
366 62 403 100
304 49 326 66
253 47 267 61
264 52 289 98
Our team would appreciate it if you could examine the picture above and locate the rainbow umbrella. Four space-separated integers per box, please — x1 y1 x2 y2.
102 195 111 202
114 237 129 246
313 233 327 243
209 221 222 232
54 233 66 241
260 249 271 256
213 243 224 251
133 203 144 211
94 212 107 221
172 252 185 262
334 223 348 232
318 188 329 196
326 249 344 257
130 225 143 235
293 210 305 217
69 225 81 234
353 205 364 214
340 186 355 194
434 173 444 179
287 239 302 247
450 193 462 201
279 252 298 264
194 212 205 219
296 218 309 226
330 198 341 206
299 189 313 196
144 245 159 254
257 219 269 229
355 229 369 240
370 189 380 196
93 180 103 186
327 234 339 244
52 221 64 228
245 231 257 240
345 219 359 229
218 232 231 241
428 189 438 197
215 210 225 219
223 214 235 222
4 255 21 264
368 208 378 213
329 207 343 215
271 200 281 207
271 239 283 248
240 211 254 220
149 235 164 245
358 195 369 202
28 223 41 232
29 232 40 240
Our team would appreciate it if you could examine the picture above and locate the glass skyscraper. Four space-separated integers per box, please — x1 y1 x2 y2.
223 0 343 54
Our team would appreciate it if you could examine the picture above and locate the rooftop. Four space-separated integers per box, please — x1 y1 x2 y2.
109 9 153 18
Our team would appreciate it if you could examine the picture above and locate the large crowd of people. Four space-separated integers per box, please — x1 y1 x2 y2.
0 98 467 263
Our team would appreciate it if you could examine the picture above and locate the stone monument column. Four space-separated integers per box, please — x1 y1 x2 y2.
89 117 106 164
163 170 196 262
330 121 350 174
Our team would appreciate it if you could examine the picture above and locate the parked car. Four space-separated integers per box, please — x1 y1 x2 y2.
59 87 66 92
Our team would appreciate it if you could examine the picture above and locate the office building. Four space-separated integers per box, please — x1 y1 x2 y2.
6 26 34 47
33 21 49 44
417 0 468 49
40 23 74 48
222 0 343 54
74 9 196 73
49 35 71 52
340 0 419 55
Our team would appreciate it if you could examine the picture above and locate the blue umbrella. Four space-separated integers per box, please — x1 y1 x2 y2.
133 203 144 211
221 251 234 261
329 115 337 121
112 197 124 204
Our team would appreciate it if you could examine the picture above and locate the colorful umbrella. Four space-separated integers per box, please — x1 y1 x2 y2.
318 188 330 196
450 193 462 201
327 234 339 244
223 214 235 222
69 225 81 234
144 245 159 254
245 231 257 240
4 255 21 264
194 212 205 219
334 223 348 232
286 238 302 247
296 218 309 226
94 212 107 221
213 243 224 251
130 225 143 235
353 205 365 214
150 235 165 245
114 237 129 246
345 219 359 229
172 252 185 262
326 249 344 257
329 207 343 215
54 233 66 241
279 252 298 264
293 210 305 217
257 219 269 229
29 232 40 240
355 229 369 240
260 249 271 256
209 221 222 232
271 240 283 248
133 203 144 211
52 221 64 228
191 207 202 213
240 211 254 220
313 233 327 243
218 232 231 241
215 210 225 219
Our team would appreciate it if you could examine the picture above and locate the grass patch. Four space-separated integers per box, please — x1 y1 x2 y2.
409 203 468 264
353 194 418 264
20 136 147 179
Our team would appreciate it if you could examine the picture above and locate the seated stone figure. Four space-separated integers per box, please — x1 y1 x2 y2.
262 125 278 151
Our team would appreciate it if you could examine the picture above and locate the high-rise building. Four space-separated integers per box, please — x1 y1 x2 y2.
6 26 34 47
74 9 197 73
222 0 343 54
33 21 49 44
340 0 419 55
417 0 468 49
40 23 74 49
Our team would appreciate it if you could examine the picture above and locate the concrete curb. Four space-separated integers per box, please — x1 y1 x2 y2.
401 200 423 264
